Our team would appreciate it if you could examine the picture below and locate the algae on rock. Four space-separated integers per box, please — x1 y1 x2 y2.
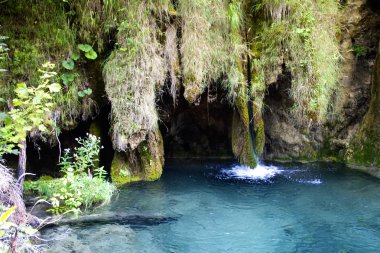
346 42 380 176
111 128 164 185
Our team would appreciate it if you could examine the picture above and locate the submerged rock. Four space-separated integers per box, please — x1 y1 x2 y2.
45 213 177 228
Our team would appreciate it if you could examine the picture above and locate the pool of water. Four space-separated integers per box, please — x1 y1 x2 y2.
43 160 380 252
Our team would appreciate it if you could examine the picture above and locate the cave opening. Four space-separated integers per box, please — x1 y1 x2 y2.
24 103 114 179
25 55 115 179
367 0 380 12
262 69 293 159
158 84 234 160
25 119 90 177
24 49 116 178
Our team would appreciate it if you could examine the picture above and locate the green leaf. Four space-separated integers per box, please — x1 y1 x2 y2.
16 83 26 89
38 125 48 132
61 73 75 85
83 88 92 95
9 149 19 155
23 126 33 132
21 226 37 235
48 83 61 92
12 99 22 106
1 206 16 222
85 49 97 60
78 91 85 97
78 44 92 53
4 116 12 125
32 96 42 104
62 59 75 70
71 53 80 61
14 83 29 98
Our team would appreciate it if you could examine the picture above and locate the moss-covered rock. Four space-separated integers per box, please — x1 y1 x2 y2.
0 0 76 88
346 42 380 175
0 0 97 130
254 115 265 157
231 109 257 168
138 128 164 181
110 152 143 186
89 120 102 138
110 128 164 185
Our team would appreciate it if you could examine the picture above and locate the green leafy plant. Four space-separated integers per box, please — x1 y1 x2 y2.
61 58 74 70
351 44 368 59
78 43 97 60
0 206 39 253
0 62 61 190
61 73 75 85
25 134 116 215
73 133 101 175
59 44 97 88
77 88 92 97
0 113 18 159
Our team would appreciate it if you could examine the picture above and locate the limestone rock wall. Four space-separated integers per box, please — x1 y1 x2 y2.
263 0 380 175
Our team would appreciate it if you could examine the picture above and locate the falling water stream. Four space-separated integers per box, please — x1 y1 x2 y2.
42 160 380 252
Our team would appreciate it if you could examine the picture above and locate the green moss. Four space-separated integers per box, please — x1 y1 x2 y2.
348 129 380 167
89 120 102 137
231 110 257 168
137 128 164 181
347 42 380 169
0 0 88 130
254 116 265 157
250 0 340 124
0 0 76 81
111 152 143 186
111 128 164 184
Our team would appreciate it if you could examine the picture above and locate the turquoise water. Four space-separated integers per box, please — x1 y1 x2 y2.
43 160 380 252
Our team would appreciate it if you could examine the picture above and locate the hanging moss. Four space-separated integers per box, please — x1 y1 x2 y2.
251 0 341 124
0 0 75 87
0 0 96 130
178 0 244 103
103 0 167 151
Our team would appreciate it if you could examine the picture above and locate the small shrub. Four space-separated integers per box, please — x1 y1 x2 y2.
26 134 116 215
351 44 368 59
0 205 40 253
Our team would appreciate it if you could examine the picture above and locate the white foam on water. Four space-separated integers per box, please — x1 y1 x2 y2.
219 164 281 181
297 179 322 185
217 163 323 185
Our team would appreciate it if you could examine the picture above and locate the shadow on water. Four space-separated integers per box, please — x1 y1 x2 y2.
43 214 177 230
